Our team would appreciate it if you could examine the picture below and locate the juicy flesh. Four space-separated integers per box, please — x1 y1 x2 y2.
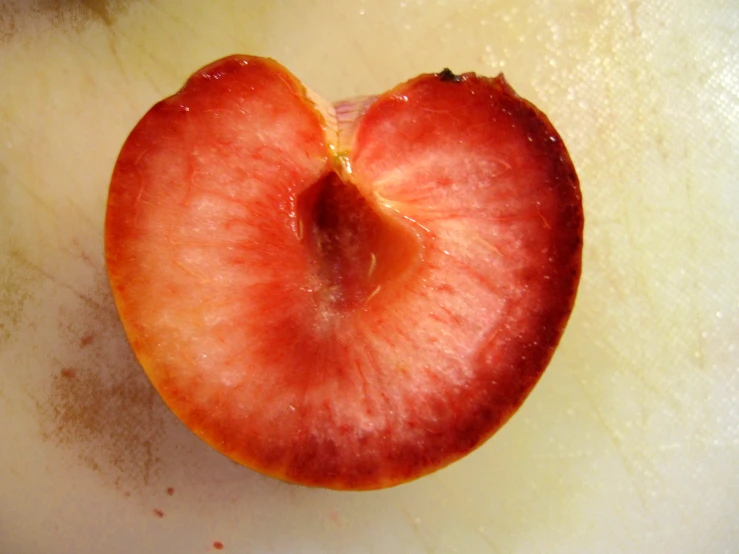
105 56 583 489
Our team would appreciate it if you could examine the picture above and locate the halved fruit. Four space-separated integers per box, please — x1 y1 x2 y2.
105 55 583 490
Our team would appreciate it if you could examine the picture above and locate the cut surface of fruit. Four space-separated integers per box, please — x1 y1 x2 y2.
105 55 583 490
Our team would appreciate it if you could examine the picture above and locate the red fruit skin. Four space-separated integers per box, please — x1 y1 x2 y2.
105 56 583 490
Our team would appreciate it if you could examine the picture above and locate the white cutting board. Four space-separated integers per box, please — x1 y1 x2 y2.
1 1 738 552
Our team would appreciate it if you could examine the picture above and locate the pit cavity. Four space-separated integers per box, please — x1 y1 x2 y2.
296 172 421 310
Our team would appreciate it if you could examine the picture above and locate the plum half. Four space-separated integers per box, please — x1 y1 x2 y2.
105 55 583 490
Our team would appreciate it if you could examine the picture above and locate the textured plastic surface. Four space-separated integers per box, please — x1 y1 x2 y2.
0 1 737 553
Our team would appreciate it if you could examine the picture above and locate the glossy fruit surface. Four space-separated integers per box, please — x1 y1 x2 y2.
105 55 583 490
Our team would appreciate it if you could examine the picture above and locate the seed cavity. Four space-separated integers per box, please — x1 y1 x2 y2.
296 172 422 311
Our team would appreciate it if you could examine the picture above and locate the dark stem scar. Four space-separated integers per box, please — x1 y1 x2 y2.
438 68 463 83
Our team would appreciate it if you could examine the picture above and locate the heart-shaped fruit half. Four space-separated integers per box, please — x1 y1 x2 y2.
105 55 583 490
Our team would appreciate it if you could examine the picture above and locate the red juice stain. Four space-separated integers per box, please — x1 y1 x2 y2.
153 509 164 518
80 333 95 347
213 542 224 550
166 487 175 496
60 368 77 379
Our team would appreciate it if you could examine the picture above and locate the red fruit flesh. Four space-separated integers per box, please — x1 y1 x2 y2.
105 56 582 490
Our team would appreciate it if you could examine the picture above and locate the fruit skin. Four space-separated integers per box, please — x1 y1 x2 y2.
105 55 583 490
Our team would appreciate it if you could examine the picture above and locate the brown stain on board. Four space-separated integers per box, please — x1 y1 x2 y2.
40 360 167 487
39 0 126 27
30 250 176 495
0 0 136 41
